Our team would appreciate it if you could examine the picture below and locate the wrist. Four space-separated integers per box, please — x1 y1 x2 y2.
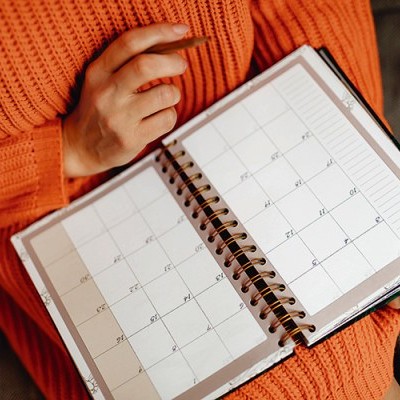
62 114 85 178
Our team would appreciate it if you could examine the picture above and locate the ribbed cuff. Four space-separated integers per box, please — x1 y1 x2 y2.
0 119 69 226
31 119 69 216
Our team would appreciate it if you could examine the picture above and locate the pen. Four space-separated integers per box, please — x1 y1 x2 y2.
144 36 209 54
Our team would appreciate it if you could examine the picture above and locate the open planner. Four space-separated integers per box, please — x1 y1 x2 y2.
12 45 400 400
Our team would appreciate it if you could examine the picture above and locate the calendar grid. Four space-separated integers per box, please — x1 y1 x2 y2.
121 183 236 365
104 185 198 387
204 80 375 299
241 91 348 294
55 215 202 299
40 189 168 274
210 98 345 295
57 221 250 331
269 79 380 275
182 62 400 316
289 220 391 285
82 205 162 396
238 188 385 276
271 72 394 304
275 65 400 235
66 169 266 399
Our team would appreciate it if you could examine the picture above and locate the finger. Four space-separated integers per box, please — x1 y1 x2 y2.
131 84 181 119
388 297 400 309
114 54 186 95
94 23 189 77
137 107 178 143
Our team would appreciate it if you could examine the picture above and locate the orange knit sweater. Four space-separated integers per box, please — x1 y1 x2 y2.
0 1 399 399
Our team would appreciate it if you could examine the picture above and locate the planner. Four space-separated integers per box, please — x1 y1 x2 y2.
12 45 400 400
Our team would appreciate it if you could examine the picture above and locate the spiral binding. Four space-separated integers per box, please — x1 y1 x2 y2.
156 141 315 346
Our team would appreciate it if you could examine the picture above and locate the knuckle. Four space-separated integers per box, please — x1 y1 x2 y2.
116 134 131 151
92 83 116 114
157 84 179 107
171 53 187 72
120 31 137 54
101 114 119 134
132 55 154 78
92 91 107 113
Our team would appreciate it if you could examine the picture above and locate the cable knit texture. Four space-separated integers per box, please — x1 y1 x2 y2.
0 0 398 399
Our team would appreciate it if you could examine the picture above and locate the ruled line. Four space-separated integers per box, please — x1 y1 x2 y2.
343 151 369 168
355 165 380 181
362 171 388 189
319 121 347 139
326 130 350 146
337 144 366 161
379 193 400 209
383 200 400 215
375 186 400 203
368 177 393 197
330 136 357 151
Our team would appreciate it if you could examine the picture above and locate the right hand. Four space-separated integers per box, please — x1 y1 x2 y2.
62 23 189 177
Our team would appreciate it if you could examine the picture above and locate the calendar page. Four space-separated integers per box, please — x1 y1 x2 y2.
13 156 292 400
175 46 400 335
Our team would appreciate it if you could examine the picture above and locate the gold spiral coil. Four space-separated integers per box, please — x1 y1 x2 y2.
200 208 229 229
216 233 247 255
161 150 186 172
278 324 316 347
232 257 266 279
249 283 285 303
177 173 202 195
242 272 278 293
269 311 306 333
241 277 282 295
192 196 220 218
207 220 238 240
259 297 295 320
224 245 256 267
169 161 194 183
184 185 211 206
155 139 178 162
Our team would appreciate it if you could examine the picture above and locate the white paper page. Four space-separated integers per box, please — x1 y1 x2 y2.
182 62 400 317
24 166 266 400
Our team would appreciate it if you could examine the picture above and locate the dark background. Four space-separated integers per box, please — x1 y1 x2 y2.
0 1 399 399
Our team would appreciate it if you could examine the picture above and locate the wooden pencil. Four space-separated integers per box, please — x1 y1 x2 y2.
144 36 209 54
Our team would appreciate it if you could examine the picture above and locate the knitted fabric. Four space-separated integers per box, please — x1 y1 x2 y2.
0 0 398 399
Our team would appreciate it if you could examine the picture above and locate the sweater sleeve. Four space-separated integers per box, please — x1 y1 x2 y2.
249 0 384 116
0 118 69 227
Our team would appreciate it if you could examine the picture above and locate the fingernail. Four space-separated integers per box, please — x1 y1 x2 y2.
172 23 189 35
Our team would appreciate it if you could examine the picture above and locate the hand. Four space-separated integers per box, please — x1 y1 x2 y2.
388 297 400 309
62 23 189 177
